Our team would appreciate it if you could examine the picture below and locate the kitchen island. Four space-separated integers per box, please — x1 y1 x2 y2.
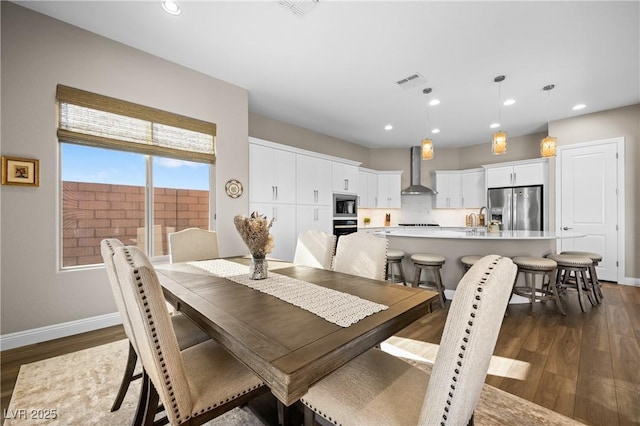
363 227 585 300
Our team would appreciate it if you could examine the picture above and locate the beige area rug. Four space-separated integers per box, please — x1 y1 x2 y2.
5 339 265 425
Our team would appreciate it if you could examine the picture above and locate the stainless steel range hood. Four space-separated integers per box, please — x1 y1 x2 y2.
401 146 437 195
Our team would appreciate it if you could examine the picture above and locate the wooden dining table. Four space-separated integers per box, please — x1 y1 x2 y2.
155 257 437 407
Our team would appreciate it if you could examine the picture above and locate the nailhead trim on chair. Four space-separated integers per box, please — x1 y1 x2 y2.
123 247 266 425
123 247 185 424
438 256 501 426
190 383 264 418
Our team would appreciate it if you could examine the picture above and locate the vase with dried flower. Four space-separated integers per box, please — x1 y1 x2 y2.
233 212 275 279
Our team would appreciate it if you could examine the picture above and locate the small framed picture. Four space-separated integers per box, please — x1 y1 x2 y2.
2 156 40 187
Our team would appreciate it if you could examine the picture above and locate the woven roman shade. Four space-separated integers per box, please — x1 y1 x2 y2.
56 85 216 163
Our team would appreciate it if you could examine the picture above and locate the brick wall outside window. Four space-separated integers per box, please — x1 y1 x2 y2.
62 181 209 267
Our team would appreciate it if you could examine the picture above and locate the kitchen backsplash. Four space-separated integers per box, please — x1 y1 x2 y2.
359 194 482 227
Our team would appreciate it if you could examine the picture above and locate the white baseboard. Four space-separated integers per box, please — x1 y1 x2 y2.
621 276 640 286
0 312 122 351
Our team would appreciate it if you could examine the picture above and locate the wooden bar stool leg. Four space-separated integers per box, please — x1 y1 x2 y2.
548 270 566 315
582 269 597 306
571 269 586 312
412 265 421 288
398 262 406 286
525 272 535 314
589 265 603 303
433 266 446 309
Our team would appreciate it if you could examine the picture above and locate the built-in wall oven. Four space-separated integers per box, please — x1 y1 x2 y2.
333 193 358 239
333 219 358 238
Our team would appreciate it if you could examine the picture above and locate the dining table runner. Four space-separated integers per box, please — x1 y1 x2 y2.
187 259 388 327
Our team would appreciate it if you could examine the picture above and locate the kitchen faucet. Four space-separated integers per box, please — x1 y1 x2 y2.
478 206 487 227
469 213 477 228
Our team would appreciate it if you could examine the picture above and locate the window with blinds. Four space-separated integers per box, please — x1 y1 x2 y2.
56 85 216 163
56 85 214 268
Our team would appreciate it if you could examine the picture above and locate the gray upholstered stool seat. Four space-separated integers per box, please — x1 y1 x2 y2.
460 255 483 271
512 256 564 315
412 253 446 265
547 254 595 312
411 253 446 308
561 250 603 303
386 249 407 286
561 251 602 262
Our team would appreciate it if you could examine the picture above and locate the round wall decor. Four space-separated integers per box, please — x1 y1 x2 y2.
225 179 243 198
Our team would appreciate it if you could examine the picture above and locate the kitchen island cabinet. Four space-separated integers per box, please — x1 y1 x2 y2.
371 227 584 300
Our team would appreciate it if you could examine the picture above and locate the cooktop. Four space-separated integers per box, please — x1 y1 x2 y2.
398 223 440 227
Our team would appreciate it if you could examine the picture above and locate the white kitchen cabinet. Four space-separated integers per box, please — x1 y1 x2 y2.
433 171 462 208
249 202 296 261
296 154 332 205
461 169 486 208
249 143 296 204
485 160 547 188
297 205 332 236
357 169 378 208
376 172 402 208
332 162 358 194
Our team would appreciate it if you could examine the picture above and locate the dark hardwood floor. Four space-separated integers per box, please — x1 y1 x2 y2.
1 281 638 425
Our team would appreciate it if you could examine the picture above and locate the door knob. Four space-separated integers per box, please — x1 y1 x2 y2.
562 226 572 230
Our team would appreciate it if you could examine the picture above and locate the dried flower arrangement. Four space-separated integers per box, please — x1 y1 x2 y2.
233 211 275 259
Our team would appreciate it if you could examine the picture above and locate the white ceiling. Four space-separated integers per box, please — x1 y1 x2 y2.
17 1 640 149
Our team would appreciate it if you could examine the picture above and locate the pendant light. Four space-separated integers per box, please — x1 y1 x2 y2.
540 84 557 157
492 75 507 155
421 88 434 160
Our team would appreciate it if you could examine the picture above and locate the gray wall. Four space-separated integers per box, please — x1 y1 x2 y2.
249 112 370 165
1 3 251 334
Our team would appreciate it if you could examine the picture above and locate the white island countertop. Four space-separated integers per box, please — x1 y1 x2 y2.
368 227 584 240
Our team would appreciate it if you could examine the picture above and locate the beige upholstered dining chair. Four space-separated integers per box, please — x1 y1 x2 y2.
113 245 267 426
301 255 517 426
168 228 219 263
293 229 336 270
100 239 210 420
332 232 388 280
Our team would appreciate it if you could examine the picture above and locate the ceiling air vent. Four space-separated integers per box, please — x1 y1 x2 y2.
278 0 320 17
396 73 426 90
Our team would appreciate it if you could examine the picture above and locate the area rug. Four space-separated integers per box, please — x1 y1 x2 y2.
5 339 264 425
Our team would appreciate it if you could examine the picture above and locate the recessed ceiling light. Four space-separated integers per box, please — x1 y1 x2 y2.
429 99 440 106
162 1 182 15
503 99 516 106
490 123 500 129
431 128 440 134
572 104 586 110
384 124 393 131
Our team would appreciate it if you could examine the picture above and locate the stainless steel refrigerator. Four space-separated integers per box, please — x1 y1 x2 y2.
487 185 543 231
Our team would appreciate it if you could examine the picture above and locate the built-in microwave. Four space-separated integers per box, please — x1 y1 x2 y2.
333 193 357 218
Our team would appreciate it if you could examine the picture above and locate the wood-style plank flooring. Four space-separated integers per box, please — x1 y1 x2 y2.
396 281 640 425
1 281 639 425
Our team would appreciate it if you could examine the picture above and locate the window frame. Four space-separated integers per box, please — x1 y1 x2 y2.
56 85 216 270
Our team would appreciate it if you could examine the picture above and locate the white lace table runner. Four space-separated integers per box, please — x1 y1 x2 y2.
187 259 388 327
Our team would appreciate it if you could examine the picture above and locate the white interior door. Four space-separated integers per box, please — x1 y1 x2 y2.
558 142 618 281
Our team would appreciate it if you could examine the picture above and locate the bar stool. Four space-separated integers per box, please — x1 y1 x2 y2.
460 255 482 273
561 251 603 303
547 254 594 312
512 256 564 315
386 249 407 286
411 253 446 308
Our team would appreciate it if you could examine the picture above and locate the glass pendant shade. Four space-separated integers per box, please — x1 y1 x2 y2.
421 138 434 160
540 135 557 157
492 131 507 155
